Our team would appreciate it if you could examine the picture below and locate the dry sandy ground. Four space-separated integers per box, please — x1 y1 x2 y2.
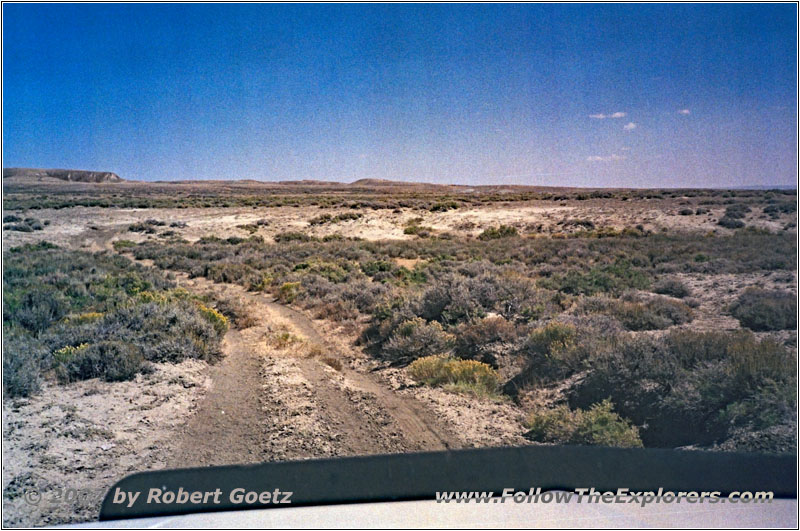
2 361 209 526
3 193 793 253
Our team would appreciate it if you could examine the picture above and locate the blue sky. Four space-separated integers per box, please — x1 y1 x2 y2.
3 3 797 187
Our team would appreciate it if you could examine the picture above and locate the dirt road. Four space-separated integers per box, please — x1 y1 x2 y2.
74 224 462 464
159 271 461 467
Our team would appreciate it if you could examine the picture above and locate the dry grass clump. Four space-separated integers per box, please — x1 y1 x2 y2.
269 329 301 350
237 223 259 234
278 282 302 303
408 354 500 398
305 343 324 358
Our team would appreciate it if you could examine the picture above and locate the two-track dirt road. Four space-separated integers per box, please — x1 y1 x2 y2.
157 270 462 467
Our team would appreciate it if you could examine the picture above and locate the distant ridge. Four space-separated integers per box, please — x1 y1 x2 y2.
349 178 421 187
3 167 124 183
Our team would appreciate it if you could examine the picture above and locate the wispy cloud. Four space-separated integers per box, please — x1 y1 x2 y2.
589 111 627 119
586 154 627 162
678 109 691 115
623 122 637 131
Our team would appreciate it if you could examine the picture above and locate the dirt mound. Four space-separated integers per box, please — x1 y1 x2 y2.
3 167 123 183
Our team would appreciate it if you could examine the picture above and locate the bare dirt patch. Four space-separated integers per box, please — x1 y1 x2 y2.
2 361 208 527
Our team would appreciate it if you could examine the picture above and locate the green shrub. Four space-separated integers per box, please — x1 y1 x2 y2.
730 289 797 331
361 260 394 277
524 400 643 448
417 275 491 325
2 247 226 397
718 216 745 229
724 204 751 219
309 212 362 225
453 316 520 364
2 334 45 397
309 213 333 225
504 321 590 389
278 282 302 303
274 231 318 242
726 334 795 387
112 239 136 250
653 278 691 298
408 354 499 397
4 217 45 232
128 219 165 233
541 260 649 296
478 225 518 240
623 297 693 330
526 322 576 354
293 260 349 283
57 341 145 383
430 201 459 212
382 318 454 365
763 202 796 218
12 288 69 333
196 304 229 335
570 330 796 450
403 224 434 237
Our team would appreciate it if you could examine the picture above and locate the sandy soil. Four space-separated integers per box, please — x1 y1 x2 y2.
1 361 209 526
4 193 794 253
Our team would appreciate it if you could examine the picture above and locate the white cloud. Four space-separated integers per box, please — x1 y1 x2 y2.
589 111 627 119
678 109 691 115
623 122 637 131
586 154 627 162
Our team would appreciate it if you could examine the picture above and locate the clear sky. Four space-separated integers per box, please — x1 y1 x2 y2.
3 3 797 187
